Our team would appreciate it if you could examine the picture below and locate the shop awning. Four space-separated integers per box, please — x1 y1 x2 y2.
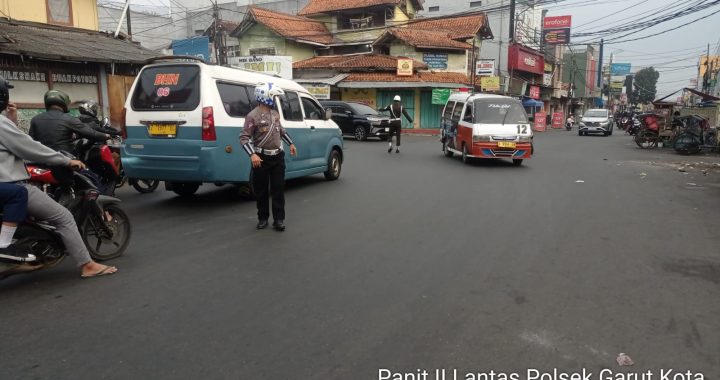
684 87 720 101
0 18 158 64
522 98 544 108
295 74 350 86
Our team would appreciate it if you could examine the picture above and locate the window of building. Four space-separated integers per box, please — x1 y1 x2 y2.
226 45 242 58
248 47 276 56
470 1 482 7
47 0 73 25
429 6 440 12
340 10 385 30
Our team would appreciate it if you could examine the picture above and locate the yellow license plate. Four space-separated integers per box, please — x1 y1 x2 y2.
497 141 516 148
148 123 177 137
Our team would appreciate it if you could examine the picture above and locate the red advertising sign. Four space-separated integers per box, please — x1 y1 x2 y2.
551 112 564 129
529 86 540 99
533 112 547 132
543 15 572 29
508 44 545 76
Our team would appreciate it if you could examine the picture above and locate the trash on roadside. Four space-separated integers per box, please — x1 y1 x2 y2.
617 353 634 366
576 180 585 183
687 183 697 186
640 172 647 177
678 167 687 172
603 158 608 161
701 170 708 176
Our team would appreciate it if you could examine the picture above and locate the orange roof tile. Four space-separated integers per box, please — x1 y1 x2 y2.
407 13 491 39
344 72 470 84
293 54 428 70
298 0 422 16
386 28 473 50
239 6 333 45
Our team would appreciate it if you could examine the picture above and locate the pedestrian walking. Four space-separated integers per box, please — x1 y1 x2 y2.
381 95 413 154
239 83 297 231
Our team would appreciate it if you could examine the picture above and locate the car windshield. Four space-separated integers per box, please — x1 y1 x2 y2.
473 99 528 124
348 103 378 115
584 110 608 118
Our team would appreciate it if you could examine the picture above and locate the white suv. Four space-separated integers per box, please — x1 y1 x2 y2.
578 109 613 136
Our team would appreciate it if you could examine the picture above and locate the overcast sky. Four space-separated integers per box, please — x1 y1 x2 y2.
544 0 720 98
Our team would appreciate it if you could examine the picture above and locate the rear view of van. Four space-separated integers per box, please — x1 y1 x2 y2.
121 58 344 197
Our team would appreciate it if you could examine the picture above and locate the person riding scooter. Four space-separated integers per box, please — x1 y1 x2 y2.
77 100 120 136
29 91 112 187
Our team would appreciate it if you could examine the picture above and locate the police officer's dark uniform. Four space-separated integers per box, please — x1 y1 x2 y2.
381 95 413 153
239 84 296 231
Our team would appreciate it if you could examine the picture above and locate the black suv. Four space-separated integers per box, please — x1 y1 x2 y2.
320 101 390 141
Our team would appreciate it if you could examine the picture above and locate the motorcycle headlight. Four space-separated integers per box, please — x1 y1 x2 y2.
473 135 492 142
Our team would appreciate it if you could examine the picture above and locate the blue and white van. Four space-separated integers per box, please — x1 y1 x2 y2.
121 58 344 196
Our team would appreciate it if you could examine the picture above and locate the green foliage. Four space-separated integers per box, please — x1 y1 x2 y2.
633 67 660 104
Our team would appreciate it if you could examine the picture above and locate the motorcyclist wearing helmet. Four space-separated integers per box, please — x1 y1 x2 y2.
0 76 117 278
239 82 297 231
77 100 120 136
29 90 112 155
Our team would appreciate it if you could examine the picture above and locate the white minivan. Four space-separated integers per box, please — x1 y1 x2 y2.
121 57 344 196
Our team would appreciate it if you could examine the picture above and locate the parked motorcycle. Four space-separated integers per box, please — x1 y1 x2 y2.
0 167 131 280
626 117 641 136
107 135 159 194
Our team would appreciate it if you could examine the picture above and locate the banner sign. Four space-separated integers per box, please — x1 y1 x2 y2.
52 73 98 84
172 36 210 62
397 59 414 77
610 63 632 76
543 15 572 29
543 28 570 45
533 111 547 132
543 73 553 86
304 84 330 100
529 85 540 99
229 56 293 79
423 53 448 70
476 59 495 76
551 112 564 129
610 80 624 92
431 88 452 105
542 15 572 45
480 76 500 92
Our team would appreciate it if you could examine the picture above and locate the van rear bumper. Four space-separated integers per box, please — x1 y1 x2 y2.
121 146 250 183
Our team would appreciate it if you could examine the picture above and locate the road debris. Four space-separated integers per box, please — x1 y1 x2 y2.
576 180 585 183
617 353 634 366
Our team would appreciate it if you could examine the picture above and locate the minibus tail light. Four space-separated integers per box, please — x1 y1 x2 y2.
202 106 216 141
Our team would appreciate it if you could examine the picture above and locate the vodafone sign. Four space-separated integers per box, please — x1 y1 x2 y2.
543 15 572 29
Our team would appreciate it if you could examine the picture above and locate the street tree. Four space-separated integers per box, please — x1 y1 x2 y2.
633 67 660 104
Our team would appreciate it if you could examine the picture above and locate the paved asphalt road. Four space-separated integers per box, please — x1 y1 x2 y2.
2 131 719 380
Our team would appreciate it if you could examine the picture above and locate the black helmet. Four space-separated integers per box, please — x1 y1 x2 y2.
44 90 71 113
77 100 99 118
0 76 13 113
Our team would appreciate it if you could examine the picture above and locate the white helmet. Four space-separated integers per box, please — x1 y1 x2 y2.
255 82 285 107
393 95 401 102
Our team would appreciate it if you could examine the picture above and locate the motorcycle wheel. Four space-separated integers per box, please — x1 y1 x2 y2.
82 204 132 261
115 175 128 189
635 129 658 149
130 178 160 194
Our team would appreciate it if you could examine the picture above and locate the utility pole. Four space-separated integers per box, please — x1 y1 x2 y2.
212 1 227 66
126 3 132 39
114 0 131 38
704 43 710 93
471 37 477 95
509 0 516 42
607 51 613 109
597 39 603 89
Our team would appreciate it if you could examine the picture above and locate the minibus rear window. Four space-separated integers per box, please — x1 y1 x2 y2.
132 65 200 111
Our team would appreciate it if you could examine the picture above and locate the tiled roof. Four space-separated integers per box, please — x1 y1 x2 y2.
344 72 470 84
234 6 333 45
293 54 428 70
0 18 157 63
298 0 423 16
407 13 492 39
386 28 473 50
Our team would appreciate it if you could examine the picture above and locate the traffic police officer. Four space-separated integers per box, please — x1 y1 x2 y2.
381 95 413 154
240 83 297 231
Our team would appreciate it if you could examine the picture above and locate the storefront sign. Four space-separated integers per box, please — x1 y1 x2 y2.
0 69 47 82
529 86 540 99
533 111 547 132
610 80 624 92
229 55 293 79
610 63 632 76
431 88 452 105
476 60 495 76
423 53 448 70
543 15 572 29
551 112 564 129
51 73 98 84
480 76 500 92
304 84 330 100
397 59 414 77
544 63 553 73
508 44 544 75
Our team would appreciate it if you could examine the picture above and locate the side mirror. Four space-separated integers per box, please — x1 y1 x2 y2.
325 109 333 121
345 110 353 116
